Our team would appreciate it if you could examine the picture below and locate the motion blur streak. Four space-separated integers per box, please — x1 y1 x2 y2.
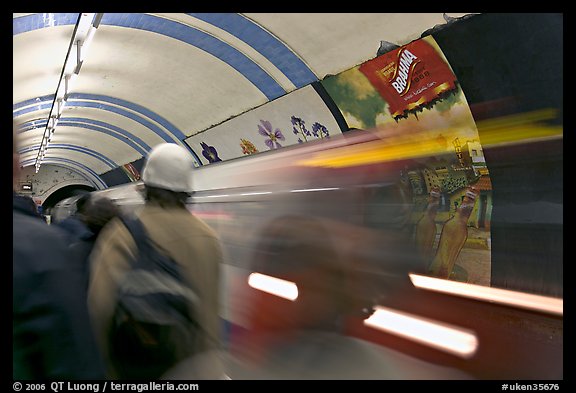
475 108 562 148
289 187 339 193
409 274 563 316
239 191 272 196
191 211 233 221
297 109 562 169
248 272 299 301
364 305 479 359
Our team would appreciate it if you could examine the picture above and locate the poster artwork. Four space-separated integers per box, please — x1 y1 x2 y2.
359 39 458 121
122 163 141 182
321 36 492 286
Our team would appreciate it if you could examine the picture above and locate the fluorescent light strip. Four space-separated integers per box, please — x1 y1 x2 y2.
80 26 97 62
248 273 299 301
409 273 563 316
34 13 102 173
199 194 231 198
290 187 339 193
197 191 272 198
239 191 272 196
364 305 478 358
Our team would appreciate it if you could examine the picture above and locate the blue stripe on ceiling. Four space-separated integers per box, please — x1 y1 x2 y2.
22 143 117 168
13 13 288 100
18 119 46 131
13 93 201 164
13 102 50 117
20 157 106 189
61 120 150 155
14 95 53 110
14 98 176 144
70 93 185 142
102 13 285 100
67 100 177 144
188 13 317 87
14 93 183 140
19 117 150 155
12 93 200 159
12 13 79 34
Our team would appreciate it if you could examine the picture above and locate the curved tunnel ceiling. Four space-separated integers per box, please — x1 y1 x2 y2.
13 12 471 186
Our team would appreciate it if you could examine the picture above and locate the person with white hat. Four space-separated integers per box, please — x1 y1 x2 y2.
87 143 224 379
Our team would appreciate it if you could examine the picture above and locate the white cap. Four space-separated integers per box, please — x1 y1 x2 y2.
141 143 194 192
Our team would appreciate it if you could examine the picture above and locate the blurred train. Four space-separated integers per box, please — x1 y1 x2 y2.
52 120 563 380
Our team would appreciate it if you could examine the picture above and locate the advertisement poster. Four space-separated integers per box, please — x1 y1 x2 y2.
122 163 141 182
321 36 492 286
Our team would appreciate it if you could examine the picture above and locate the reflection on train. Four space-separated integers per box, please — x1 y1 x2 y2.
52 119 563 380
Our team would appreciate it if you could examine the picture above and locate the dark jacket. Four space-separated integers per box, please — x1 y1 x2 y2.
56 215 97 290
13 194 43 220
13 193 105 380
56 215 93 241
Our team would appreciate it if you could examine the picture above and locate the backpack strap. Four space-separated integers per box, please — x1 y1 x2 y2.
119 215 147 245
119 215 159 270
118 215 182 278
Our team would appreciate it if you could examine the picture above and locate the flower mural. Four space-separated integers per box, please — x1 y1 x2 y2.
291 115 311 143
311 122 330 139
200 142 222 163
291 116 330 143
240 139 259 155
258 120 285 149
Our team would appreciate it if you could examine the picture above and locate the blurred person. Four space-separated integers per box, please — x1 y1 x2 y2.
225 214 472 379
55 193 92 240
88 143 224 379
245 215 351 335
13 121 105 379
69 196 122 291
13 194 43 220
82 196 122 238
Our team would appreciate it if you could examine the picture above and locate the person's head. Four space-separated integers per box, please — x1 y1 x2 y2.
16 194 40 216
75 193 92 216
141 143 195 208
81 196 121 235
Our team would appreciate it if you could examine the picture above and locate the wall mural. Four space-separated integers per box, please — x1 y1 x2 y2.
290 116 331 143
200 142 223 163
184 85 343 165
240 139 259 155
321 35 493 287
257 120 285 149
121 163 141 182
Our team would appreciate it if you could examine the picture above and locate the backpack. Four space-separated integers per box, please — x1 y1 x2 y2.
109 216 200 379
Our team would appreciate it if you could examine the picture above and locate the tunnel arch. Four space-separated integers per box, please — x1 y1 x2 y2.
42 183 95 211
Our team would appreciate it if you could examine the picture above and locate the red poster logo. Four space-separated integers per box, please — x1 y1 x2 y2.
122 162 141 182
359 39 458 120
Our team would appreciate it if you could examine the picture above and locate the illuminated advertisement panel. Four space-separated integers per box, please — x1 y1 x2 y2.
321 36 492 286
359 37 458 121
122 163 141 182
